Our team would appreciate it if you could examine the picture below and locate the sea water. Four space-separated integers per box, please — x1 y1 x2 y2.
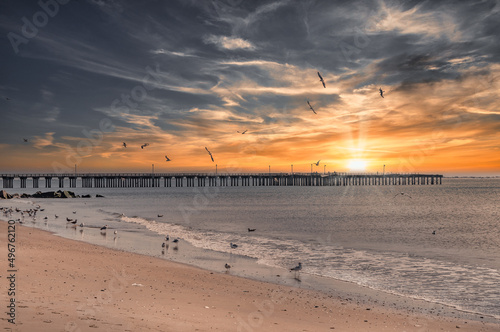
1 178 499 319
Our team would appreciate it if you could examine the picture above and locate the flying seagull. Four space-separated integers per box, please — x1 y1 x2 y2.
317 72 326 88
237 130 248 134
123 142 127 148
205 147 214 162
307 100 317 114
141 143 150 149
23 138 28 142
379 87 385 98
315 160 320 166
165 155 171 162
4 97 11 101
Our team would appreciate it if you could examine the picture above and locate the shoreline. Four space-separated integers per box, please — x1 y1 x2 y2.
1 220 499 331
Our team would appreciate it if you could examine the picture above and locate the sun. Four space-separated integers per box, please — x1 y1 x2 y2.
347 159 367 172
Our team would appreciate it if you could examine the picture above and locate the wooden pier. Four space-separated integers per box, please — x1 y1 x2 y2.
0 173 442 189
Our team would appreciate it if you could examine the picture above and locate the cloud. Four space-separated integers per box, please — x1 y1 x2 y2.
204 35 256 50
33 132 55 149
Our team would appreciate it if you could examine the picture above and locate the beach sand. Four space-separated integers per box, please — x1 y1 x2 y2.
1 220 499 332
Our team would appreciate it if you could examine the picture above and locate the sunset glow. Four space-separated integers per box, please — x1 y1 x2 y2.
347 160 368 172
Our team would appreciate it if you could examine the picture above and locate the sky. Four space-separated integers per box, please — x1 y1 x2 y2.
1 0 499 176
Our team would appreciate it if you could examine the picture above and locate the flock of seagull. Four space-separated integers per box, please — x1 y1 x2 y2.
107 72 386 167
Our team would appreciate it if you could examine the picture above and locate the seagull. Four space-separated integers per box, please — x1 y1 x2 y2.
43 216 48 220
432 230 436 235
237 130 248 134
23 138 28 142
248 228 256 232
66 217 73 222
158 214 163 217
123 142 127 148
225 263 231 270
114 230 118 235
73 211 77 214
70 219 77 224
290 262 302 272
100 225 108 231
172 238 179 243
315 160 320 166
5 97 11 101
141 143 150 149
55 215 59 218
307 100 317 114
379 87 385 98
394 192 412 199
165 235 170 241
79 223 84 227
165 155 171 162
230 242 238 249
205 147 214 162
162 242 166 248
317 71 326 88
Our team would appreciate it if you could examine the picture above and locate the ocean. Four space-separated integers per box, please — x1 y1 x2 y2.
2 178 499 320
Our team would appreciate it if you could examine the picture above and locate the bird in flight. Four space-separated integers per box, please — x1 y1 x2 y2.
141 143 150 149
23 138 28 142
317 72 326 88
205 147 214 162
315 160 320 166
394 192 412 199
237 130 248 134
307 100 317 114
379 87 385 98
122 142 127 148
165 155 171 162
4 97 10 101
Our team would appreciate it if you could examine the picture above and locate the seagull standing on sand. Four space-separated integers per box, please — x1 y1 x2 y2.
100 225 108 231
230 242 238 249
225 263 231 271
379 87 385 98
205 147 214 162
290 262 302 279
307 100 317 114
317 72 326 88
248 228 256 232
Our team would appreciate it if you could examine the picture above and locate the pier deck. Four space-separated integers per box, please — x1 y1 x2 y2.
0 173 443 189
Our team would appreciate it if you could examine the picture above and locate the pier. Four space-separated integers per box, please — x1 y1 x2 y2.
0 173 442 189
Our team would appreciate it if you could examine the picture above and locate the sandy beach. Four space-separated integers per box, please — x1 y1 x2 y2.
1 220 499 332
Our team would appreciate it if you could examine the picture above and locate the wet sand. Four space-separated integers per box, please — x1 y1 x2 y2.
1 220 499 332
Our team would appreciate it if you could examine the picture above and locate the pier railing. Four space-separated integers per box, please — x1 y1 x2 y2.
0 172 443 189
